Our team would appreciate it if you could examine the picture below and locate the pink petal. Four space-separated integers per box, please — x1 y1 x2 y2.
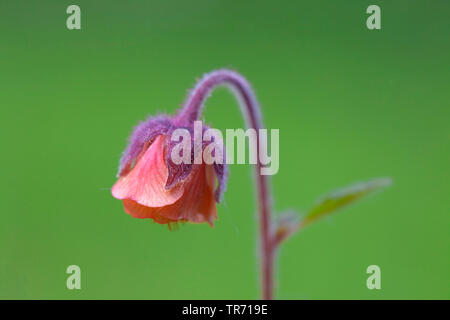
121 164 217 227
111 135 184 207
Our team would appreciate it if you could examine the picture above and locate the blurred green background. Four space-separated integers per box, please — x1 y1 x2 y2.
1 0 449 299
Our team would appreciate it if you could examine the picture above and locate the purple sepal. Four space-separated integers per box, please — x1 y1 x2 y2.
164 129 194 190
117 115 173 177
164 122 229 203
213 162 228 203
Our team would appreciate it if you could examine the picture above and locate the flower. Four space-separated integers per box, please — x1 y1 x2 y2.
111 115 227 227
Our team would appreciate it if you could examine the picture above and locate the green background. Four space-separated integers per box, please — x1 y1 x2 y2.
1 0 449 299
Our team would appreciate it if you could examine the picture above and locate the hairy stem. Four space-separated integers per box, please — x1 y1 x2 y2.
176 69 275 300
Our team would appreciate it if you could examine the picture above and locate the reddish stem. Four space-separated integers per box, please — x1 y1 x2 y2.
176 69 275 300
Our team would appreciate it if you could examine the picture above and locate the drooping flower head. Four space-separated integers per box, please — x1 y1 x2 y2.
112 114 227 228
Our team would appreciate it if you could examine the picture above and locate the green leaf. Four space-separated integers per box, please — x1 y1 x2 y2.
303 177 391 226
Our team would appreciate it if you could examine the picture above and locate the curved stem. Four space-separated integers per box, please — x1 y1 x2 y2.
176 69 275 300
